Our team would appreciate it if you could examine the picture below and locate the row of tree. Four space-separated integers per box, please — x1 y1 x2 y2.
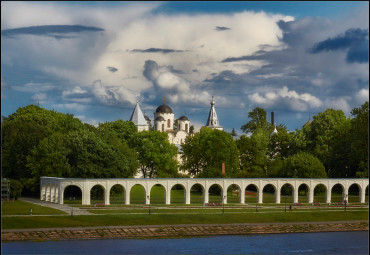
1 101 368 196
181 101 368 180
1 105 179 195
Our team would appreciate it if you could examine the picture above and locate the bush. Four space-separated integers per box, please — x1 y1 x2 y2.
9 179 23 199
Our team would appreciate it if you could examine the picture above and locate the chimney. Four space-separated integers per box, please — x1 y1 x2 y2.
271 112 274 126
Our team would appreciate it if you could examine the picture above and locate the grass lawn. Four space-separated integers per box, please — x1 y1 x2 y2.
2 210 368 230
1 200 67 216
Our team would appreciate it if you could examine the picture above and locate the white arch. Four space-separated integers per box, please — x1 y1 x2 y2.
39 177 369 206
109 184 126 205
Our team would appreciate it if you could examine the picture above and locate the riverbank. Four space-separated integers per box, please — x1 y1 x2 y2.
2 221 368 242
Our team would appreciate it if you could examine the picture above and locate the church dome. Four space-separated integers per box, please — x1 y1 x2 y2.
156 104 173 114
155 116 165 121
177 115 189 121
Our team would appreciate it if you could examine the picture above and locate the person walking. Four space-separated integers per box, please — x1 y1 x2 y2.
289 205 292 211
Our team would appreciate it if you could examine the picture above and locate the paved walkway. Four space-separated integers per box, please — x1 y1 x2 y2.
19 197 93 215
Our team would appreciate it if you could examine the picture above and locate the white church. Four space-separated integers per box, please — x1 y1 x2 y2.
129 97 223 145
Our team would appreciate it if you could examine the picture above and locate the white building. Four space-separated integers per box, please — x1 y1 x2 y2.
153 103 190 145
129 101 150 131
204 96 223 130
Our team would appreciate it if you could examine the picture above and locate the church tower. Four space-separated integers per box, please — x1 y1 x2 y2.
205 96 223 130
129 101 149 131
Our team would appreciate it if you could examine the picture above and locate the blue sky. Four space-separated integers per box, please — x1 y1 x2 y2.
1 1 369 133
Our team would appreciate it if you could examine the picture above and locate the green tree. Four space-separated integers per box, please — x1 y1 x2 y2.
26 133 72 191
181 127 239 178
64 129 136 178
9 179 24 199
230 128 237 137
349 101 369 177
1 105 87 188
237 129 269 177
268 124 291 159
131 131 178 178
189 125 195 134
98 120 137 144
279 152 327 178
305 109 350 175
241 107 271 134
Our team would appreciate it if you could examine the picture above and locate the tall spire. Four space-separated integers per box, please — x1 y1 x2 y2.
130 101 149 131
205 96 223 130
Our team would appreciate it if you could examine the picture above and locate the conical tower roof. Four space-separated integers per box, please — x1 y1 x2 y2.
205 96 222 130
130 101 148 127
270 126 278 136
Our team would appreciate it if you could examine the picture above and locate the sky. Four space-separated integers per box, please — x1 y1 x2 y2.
1 1 369 133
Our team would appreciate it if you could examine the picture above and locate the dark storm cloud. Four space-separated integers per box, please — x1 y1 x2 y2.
1 25 104 39
107 66 118 73
130 48 185 54
309 28 369 63
215 26 231 31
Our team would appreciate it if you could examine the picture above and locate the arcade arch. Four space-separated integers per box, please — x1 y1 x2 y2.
297 183 310 203
280 183 294 203
190 183 204 204
63 185 82 205
313 184 327 203
348 183 361 203
40 177 369 206
245 184 259 203
110 184 125 205
170 184 186 204
227 184 241 204
208 184 223 204
90 184 105 205
130 184 146 204
331 184 345 203
262 184 277 203
150 184 166 204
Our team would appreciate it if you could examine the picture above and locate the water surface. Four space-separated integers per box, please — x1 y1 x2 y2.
2 231 368 254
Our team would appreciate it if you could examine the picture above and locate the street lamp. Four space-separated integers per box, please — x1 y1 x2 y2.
284 196 287 213
70 196 75 216
147 196 152 215
222 195 226 214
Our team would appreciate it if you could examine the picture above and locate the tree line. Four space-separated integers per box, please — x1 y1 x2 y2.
1 101 368 196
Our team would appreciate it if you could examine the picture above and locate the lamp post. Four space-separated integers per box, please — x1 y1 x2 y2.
222 195 226 214
70 196 75 216
147 196 152 215
284 196 287 213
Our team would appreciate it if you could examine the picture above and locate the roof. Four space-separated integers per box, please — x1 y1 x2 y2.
129 102 149 126
144 115 151 121
270 126 278 136
205 97 222 128
156 104 173 113
155 116 165 121
177 115 189 121
303 119 312 127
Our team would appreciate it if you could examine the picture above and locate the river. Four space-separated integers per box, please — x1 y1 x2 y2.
2 231 368 255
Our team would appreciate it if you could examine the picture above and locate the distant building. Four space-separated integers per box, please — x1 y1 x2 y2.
204 96 223 130
129 101 149 131
153 102 190 145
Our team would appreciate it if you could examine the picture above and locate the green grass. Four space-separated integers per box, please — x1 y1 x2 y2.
1 200 67 215
2 210 368 230
86 206 369 214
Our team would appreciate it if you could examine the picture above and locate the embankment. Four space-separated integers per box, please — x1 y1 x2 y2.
2 221 368 242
